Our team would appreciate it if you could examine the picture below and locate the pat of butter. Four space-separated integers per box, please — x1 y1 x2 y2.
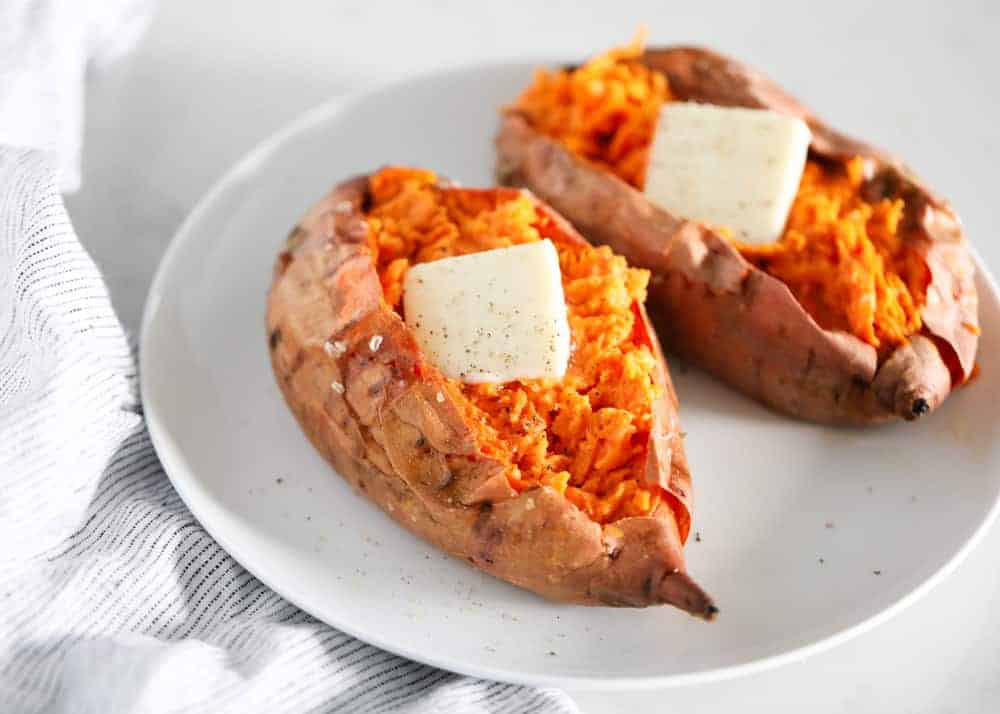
402 240 571 383
645 103 812 244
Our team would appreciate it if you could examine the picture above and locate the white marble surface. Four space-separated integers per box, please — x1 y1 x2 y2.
67 1 1000 711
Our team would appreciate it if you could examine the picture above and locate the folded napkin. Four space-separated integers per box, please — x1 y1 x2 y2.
0 4 578 713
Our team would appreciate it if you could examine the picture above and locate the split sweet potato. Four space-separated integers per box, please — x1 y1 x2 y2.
496 45 979 424
267 169 716 617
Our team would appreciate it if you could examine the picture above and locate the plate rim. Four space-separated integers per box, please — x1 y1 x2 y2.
139 61 1000 690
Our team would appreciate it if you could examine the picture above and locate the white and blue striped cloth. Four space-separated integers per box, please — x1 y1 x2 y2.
0 146 579 712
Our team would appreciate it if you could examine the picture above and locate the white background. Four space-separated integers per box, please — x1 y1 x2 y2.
68 1 1000 711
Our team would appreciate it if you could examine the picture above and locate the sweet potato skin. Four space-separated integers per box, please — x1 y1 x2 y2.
496 46 978 424
266 174 716 618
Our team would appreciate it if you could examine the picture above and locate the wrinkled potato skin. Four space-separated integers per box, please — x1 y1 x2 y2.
496 46 978 424
266 175 716 618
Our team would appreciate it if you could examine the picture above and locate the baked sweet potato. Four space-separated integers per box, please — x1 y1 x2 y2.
267 167 716 618
496 40 979 424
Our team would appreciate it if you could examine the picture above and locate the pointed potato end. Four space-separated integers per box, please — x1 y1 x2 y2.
872 335 952 421
908 396 931 420
659 571 718 620
894 382 943 421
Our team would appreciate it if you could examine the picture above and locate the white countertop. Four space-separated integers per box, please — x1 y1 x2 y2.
68 1 1000 711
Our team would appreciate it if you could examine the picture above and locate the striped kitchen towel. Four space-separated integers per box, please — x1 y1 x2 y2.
0 149 579 713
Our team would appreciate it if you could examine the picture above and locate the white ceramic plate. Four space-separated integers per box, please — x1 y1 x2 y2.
141 62 1000 689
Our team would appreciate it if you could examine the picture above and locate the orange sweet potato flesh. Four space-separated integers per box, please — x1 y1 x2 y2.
266 172 716 617
496 46 979 424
